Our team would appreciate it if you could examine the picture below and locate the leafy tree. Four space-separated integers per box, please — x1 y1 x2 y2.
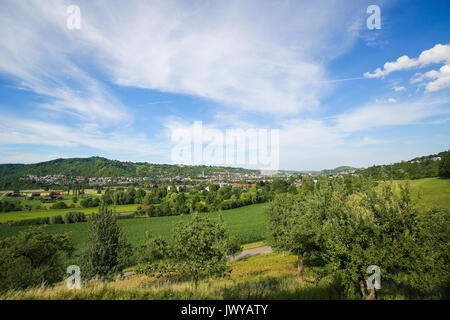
0 228 73 292
268 177 450 299
51 201 68 209
82 205 131 281
49 215 64 224
137 213 239 289
267 179 349 278
438 150 450 178
171 213 239 288
134 233 170 266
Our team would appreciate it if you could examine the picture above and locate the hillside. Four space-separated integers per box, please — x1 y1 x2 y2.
320 166 357 175
0 157 258 189
361 151 447 180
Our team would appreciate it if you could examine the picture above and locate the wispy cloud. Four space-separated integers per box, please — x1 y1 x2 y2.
36 0 365 115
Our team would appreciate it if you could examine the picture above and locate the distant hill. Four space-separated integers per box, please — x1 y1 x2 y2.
0 156 258 189
320 166 358 175
361 151 447 180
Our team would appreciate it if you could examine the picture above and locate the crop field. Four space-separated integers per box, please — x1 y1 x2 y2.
0 203 267 259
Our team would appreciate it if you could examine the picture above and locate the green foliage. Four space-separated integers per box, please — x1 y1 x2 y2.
363 151 445 180
266 177 450 298
0 200 22 212
171 213 235 288
49 215 64 224
79 197 100 208
9 217 50 226
81 205 131 281
134 233 170 265
438 150 450 178
63 211 86 224
137 213 240 289
0 227 73 292
50 201 68 209
0 156 257 189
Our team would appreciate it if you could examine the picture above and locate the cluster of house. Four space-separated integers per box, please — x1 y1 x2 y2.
26 174 68 185
409 156 441 164
164 182 259 192
23 169 284 187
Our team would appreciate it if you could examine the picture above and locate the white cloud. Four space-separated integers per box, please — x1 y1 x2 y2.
394 86 405 91
364 44 450 78
424 64 450 92
335 98 450 132
0 116 164 157
387 98 397 103
0 0 366 116
163 96 450 170
0 2 130 124
364 43 450 92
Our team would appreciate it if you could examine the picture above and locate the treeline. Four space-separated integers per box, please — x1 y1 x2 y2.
0 200 22 213
266 177 450 299
5 211 86 226
362 151 447 180
101 179 298 217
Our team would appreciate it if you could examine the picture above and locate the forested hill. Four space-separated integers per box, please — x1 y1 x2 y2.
320 166 357 175
361 151 448 180
0 157 257 179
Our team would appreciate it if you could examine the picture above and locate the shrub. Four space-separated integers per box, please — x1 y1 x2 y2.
49 215 64 224
63 211 86 224
0 228 74 292
51 201 68 209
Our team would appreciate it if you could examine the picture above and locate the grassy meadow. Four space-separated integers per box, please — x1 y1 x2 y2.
391 177 450 209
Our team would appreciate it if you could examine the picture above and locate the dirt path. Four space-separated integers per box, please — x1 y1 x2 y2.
228 246 272 261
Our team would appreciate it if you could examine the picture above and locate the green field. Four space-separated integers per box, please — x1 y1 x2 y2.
392 177 450 209
0 204 139 223
0 203 267 259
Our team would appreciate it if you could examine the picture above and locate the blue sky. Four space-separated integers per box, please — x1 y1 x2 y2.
0 0 449 170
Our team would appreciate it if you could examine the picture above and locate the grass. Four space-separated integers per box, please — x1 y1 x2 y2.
242 241 266 250
0 251 346 300
391 177 450 210
0 203 268 261
0 204 139 223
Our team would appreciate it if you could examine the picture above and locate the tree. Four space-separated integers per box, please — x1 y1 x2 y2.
438 150 450 178
82 205 131 281
173 213 236 289
134 233 169 266
266 179 349 279
0 227 73 292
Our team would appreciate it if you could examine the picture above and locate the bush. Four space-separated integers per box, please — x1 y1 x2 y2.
63 211 86 224
0 228 73 292
51 201 68 209
49 215 64 224
80 197 100 208
438 150 450 178
0 200 22 213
